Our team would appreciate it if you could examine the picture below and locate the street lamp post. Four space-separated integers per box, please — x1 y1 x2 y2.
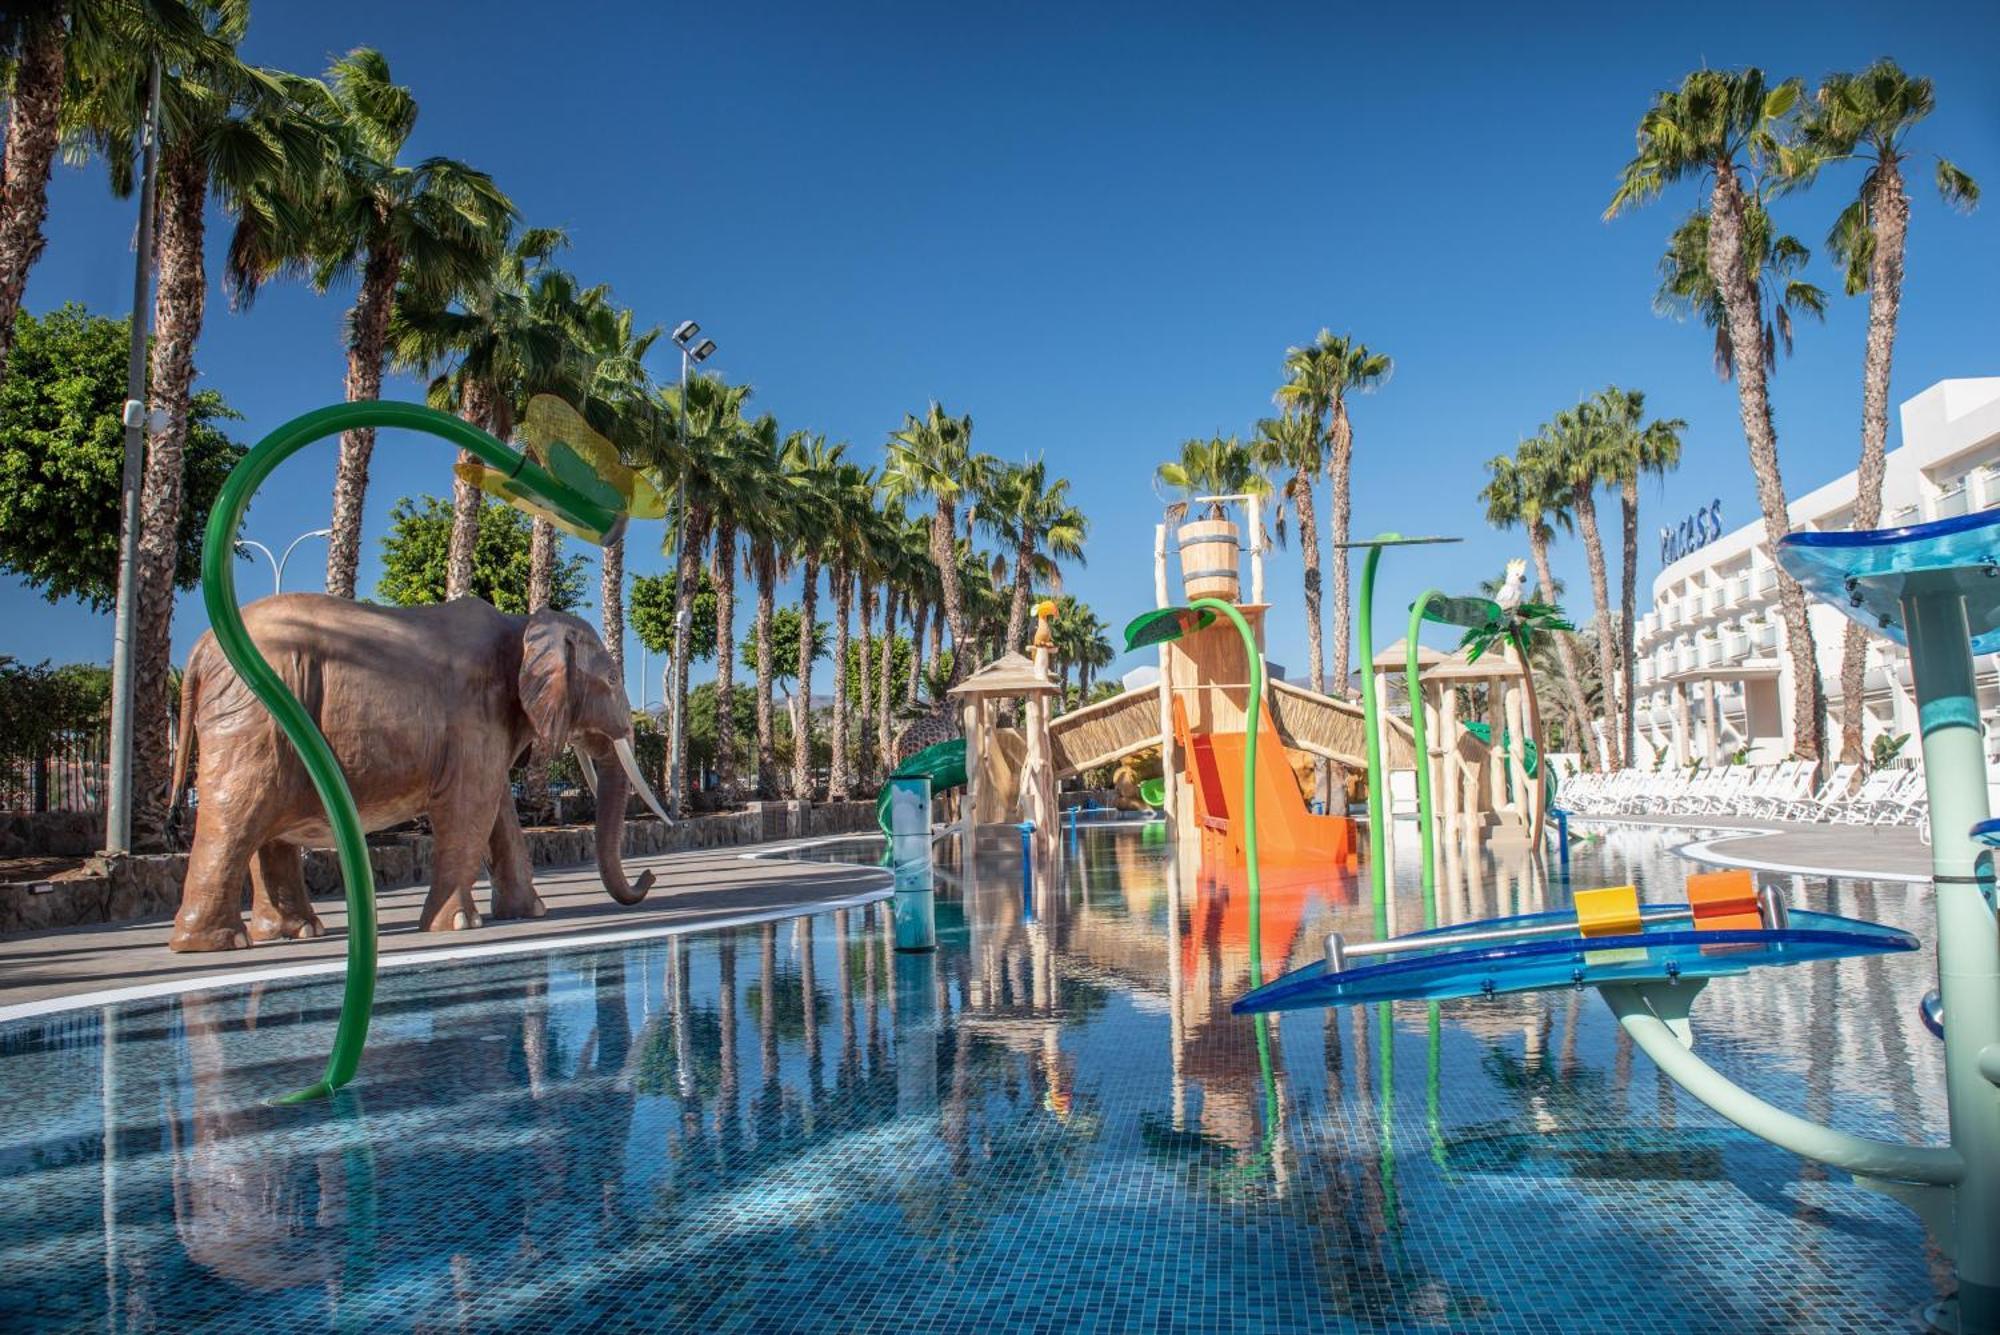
103 58 162 857
234 527 333 596
664 320 716 816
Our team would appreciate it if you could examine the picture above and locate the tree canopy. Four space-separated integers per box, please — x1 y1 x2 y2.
376 493 586 612
0 304 243 610
630 567 717 659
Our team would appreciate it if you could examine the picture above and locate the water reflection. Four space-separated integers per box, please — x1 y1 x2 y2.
0 825 1953 1330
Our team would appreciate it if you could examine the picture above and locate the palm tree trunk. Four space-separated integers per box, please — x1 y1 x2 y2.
712 515 738 801
908 600 929 708
934 501 968 680
325 242 399 599
927 599 943 681
527 519 556 611
1571 486 1622 770
1328 405 1354 698
0 16 64 383
670 504 709 809
878 587 898 769
753 540 776 798
601 534 626 683
830 563 853 801
1006 543 1034 654
1618 476 1639 768
857 580 876 787
446 378 495 601
1529 529 1600 771
1840 165 1909 765
1709 167 1823 763
130 150 208 851
792 554 819 800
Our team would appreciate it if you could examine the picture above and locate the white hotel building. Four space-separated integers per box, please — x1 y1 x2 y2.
1630 377 2000 771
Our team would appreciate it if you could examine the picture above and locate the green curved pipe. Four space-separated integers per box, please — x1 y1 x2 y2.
200 400 618 1103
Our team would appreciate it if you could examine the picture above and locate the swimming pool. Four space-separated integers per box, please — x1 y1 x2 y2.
0 825 1949 1331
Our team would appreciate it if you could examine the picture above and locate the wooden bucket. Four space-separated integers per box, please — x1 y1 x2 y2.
1178 518 1240 602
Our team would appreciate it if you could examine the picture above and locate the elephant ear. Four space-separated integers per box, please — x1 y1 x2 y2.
519 611 579 753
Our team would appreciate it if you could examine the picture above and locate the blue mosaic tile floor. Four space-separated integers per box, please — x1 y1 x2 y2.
0 826 1951 1331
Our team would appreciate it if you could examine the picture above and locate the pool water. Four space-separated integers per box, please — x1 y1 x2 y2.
0 825 1951 1332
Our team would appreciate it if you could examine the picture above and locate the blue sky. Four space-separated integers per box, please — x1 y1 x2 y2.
10 0 1999 701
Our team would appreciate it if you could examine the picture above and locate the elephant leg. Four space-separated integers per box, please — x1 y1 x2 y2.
170 810 258 952
246 842 324 943
487 800 545 921
418 788 494 933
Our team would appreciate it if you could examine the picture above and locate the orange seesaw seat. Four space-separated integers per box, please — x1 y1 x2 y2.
1172 696 1356 869
1686 869 1764 931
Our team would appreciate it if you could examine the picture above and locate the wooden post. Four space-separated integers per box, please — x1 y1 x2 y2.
1155 522 1180 843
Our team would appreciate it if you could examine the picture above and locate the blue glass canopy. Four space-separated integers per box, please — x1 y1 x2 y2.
1972 817 2000 848
1231 907 1918 1013
1778 508 2000 655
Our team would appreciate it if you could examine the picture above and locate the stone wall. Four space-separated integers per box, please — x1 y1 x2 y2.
0 801 877 938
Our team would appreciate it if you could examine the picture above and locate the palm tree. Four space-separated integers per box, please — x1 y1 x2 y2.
1541 401 1624 768
897 510 937 710
1050 596 1111 707
1653 205 1826 379
648 371 752 806
883 403 987 683
71 12 322 848
566 293 663 686
389 225 574 599
1609 67 1827 763
1251 410 1328 696
977 457 1088 655
0 1 72 382
1277 331 1391 699
1155 434 1270 523
820 461 878 800
706 411 769 801
0 1 223 379
739 415 797 797
783 431 843 799
1592 388 1685 763
1786 60 1979 762
1480 444 1601 771
227 48 514 599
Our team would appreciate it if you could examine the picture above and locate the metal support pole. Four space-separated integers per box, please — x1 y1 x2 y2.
1407 592 1442 922
1357 547 1389 931
665 349 692 818
104 58 161 857
1904 587 2000 1332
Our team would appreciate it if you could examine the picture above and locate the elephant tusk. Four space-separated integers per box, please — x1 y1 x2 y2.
615 737 674 825
574 747 598 796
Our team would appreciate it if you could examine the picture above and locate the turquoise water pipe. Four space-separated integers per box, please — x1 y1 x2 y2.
202 400 621 1103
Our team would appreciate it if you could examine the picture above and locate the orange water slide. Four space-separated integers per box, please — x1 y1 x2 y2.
1172 696 1357 869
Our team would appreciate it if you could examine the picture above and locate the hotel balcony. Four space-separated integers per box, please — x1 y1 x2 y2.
1634 658 1653 688
1723 574 1748 605
1747 566 1778 600
1886 501 1922 527
1933 482 1970 520
1675 643 1697 674
1721 628 1748 661
1700 586 1723 617
1971 462 2000 512
1647 702 1673 726
1748 621 1778 654
1698 637 1724 668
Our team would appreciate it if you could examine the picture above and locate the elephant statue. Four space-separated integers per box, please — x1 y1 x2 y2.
169 594 670 952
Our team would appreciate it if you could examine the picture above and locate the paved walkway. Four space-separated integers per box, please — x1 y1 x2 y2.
1572 812 1934 882
0 841 888 1017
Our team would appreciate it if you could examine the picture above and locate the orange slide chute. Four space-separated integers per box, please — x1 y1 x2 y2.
1172 696 1356 870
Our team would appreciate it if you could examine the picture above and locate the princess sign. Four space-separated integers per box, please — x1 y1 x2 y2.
1661 499 1723 565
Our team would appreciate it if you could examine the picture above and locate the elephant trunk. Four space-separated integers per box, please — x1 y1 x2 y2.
592 741 656 906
